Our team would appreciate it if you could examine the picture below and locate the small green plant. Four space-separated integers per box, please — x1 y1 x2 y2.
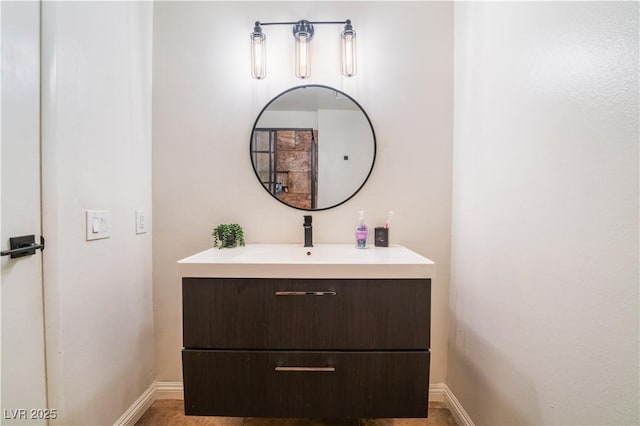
212 223 245 249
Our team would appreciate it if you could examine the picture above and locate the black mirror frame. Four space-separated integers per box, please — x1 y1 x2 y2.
250 84 377 211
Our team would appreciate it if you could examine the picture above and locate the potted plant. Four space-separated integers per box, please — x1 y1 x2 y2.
212 223 245 249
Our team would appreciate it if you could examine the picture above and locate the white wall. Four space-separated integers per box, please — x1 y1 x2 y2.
153 1 453 383
450 2 639 425
317 109 373 207
41 2 155 424
257 110 318 128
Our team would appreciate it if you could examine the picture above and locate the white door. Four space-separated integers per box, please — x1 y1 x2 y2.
1 1 48 424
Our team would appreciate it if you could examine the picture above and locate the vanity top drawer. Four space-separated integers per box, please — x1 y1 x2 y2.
182 277 430 350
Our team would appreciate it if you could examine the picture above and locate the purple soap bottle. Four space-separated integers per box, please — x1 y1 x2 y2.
355 210 368 249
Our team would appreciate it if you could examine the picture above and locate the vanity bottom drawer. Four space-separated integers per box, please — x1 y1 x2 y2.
182 349 430 419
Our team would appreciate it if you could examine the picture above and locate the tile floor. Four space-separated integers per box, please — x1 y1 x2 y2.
135 400 458 426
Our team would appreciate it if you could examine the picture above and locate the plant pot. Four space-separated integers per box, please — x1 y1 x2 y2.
216 230 237 248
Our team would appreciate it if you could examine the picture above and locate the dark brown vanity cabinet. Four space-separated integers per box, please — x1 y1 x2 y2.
182 277 431 419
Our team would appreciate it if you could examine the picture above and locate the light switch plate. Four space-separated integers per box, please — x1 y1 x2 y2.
86 210 110 241
135 210 147 234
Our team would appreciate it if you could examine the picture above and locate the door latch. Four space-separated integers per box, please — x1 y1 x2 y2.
1 235 45 259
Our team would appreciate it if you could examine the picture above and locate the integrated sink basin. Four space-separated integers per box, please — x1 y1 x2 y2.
177 244 435 279
232 244 380 262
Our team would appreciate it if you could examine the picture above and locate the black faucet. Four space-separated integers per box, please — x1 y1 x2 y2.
303 215 313 247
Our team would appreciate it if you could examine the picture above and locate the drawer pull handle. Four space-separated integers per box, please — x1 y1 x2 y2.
275 291 336 296
275 366 336 372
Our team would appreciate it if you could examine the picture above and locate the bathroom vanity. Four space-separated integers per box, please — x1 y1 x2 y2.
178 244 435 419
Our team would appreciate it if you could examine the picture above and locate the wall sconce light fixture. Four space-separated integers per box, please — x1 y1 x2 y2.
251 19 357 80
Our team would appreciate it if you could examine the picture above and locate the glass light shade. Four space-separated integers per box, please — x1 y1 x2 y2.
341 29 356 77
295 32 311 79
251 32 266 79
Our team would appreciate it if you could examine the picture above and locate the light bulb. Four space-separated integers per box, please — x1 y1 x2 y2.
251 24 266 79
341 22 356 77
295 32 311 79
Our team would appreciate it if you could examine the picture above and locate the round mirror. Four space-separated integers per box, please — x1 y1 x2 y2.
250 85 376 211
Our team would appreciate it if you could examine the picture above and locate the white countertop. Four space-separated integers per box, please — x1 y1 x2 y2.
177 244 435 279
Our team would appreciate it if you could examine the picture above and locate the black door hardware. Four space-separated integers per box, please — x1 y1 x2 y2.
1 235 45 259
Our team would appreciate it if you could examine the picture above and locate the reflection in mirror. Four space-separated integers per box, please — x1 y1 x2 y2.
250 85 376 211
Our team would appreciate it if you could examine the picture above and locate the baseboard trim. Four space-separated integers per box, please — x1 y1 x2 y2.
429 382 447 403
116 381 474 426
432 383 475 426
112 381 156 426
155 380 184 400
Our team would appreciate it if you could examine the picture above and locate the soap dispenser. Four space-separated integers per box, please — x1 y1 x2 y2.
355 210 368 249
